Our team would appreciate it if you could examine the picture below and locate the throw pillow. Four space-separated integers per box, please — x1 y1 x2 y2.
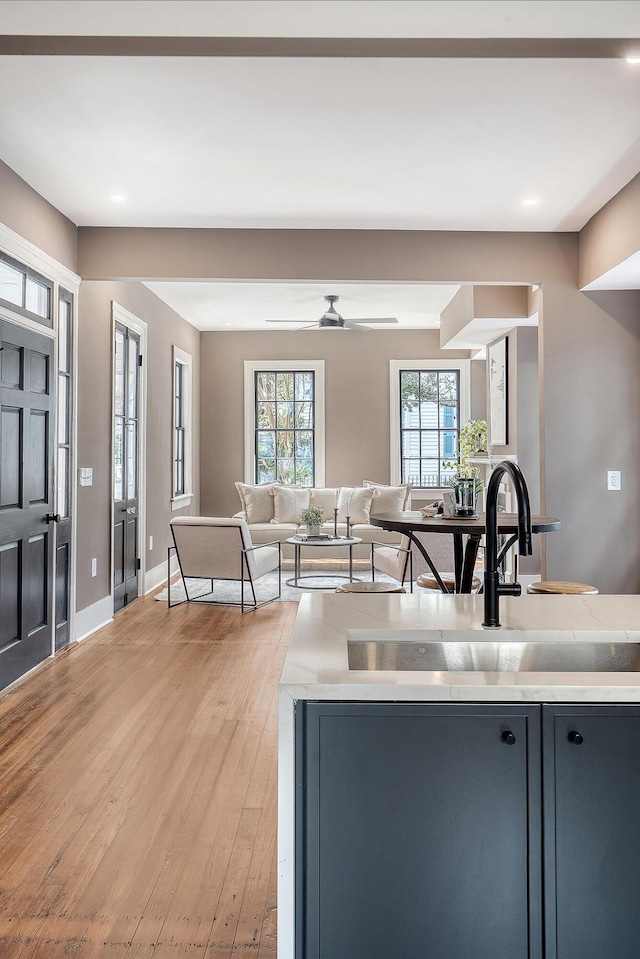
309 488 340 515
234 481 279 525
363 480 412 512
270 486 311 524
336 486 375 525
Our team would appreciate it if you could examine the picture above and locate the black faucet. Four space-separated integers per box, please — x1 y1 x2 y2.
483 461 533 629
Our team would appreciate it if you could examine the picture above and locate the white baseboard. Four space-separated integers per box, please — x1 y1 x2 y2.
145 555 179 595
74 595 113 642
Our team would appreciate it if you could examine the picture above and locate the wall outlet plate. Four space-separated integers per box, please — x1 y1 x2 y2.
607 470 621 490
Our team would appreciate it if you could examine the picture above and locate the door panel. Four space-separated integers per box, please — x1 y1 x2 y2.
0 319 55 690
113 322 140 612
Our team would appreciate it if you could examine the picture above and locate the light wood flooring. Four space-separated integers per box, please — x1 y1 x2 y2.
0 591 296 958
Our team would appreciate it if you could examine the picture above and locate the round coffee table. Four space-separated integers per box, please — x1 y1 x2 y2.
286 536 363 589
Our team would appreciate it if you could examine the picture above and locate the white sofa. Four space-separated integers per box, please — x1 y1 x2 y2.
233 481 411 561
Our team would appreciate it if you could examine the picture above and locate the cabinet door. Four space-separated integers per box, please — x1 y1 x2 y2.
298 702 542 959
544 705 640 959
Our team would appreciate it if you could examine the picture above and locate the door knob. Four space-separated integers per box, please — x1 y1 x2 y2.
126 507 137 515
46 513 61 523
568 730 584 745
501 730 516 745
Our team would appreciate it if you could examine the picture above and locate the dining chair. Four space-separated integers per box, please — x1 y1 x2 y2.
371 531 481 593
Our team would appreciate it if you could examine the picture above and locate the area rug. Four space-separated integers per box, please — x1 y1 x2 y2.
154 569 433 604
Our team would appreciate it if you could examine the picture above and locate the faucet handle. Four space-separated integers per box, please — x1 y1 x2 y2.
498 582 522 597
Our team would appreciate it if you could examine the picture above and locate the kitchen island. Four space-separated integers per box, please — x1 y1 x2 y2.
279 592 640 959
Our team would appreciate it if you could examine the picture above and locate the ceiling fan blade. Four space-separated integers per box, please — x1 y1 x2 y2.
265 318 315 323
348 317 398 325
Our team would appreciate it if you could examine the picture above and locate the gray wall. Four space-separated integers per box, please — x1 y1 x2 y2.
0 159 77 270
78 226 640 592
199 330 472 517
77 281 200 611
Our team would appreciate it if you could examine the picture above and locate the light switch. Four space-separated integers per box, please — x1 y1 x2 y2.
78 467 93 487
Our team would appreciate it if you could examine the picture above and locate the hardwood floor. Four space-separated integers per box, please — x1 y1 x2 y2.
0 593 296 958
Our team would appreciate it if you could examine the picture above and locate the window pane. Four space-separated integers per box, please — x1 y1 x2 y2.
277 459 295 484
126 422 137 497
295 430 313 459
127 336 138 420
256 372 275 400
58 374 68 445
276 372 293 399
419 371 437 405
58 299 70 373
276 430 294 458
295 372 313 400
57 447 69 518
440 401 457 429
402 431 420 458
441 431 458 459
257 402 275 428
257 431 275 458
295 401 313 428
420 432 439 457
114 417 124 501
0 260 24 307
276 402 294 428
114 330 125 416
294 460 314 486
25 277 50 318
420 460 440 487
402 459 421 485
257 459 276 483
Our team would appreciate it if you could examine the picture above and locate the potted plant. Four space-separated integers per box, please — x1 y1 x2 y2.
442 419 488 513
299 505 324 536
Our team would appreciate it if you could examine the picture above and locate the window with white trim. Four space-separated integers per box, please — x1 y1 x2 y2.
172 346 193 509
244 360 325 487
390 360 470 489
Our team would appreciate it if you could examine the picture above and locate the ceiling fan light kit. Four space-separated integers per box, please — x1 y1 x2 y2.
266 294 398 330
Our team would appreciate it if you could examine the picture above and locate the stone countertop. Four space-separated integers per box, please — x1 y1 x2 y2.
279 593 640 703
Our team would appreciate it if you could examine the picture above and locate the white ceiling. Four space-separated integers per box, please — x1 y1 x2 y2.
1 1 639 333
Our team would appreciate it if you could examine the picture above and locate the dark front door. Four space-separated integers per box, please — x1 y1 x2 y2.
113 322 140 613
0 319 55 690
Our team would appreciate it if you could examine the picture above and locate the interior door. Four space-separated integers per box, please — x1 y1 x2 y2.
113 322 140 613
0 319 55 690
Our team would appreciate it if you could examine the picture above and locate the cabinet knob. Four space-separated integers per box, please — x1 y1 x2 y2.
501 730 516 745
568 730 584 745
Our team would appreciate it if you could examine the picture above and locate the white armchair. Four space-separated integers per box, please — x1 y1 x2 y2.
168 516 281 613
372 531 481 593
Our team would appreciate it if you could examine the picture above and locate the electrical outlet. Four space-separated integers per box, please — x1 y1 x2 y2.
91 557 97 577
149 535 154 550
608 470 621 491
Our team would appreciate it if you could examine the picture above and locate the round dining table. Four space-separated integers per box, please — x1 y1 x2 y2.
370 511 561 594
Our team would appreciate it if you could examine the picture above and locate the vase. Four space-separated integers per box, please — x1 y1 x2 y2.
307 524 321 536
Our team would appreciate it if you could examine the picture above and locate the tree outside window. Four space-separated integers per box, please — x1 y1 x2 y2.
255 370 315 485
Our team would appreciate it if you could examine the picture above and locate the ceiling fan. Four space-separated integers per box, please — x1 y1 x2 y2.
265 294 398 331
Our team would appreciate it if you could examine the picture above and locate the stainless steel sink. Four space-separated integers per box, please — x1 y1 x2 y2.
347 633 640 672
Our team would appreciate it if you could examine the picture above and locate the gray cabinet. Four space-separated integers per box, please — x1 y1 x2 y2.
297 702 542 959
544 705 640 959
297 701 640 959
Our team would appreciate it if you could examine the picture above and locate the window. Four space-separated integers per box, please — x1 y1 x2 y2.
0 251 53 327
390 360 470 489
244 360 325 487
172 346 193 508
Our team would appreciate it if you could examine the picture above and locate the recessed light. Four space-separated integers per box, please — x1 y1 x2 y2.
108 193 127 203
223 322 232 326
626 56 640 64
521 197 540 207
